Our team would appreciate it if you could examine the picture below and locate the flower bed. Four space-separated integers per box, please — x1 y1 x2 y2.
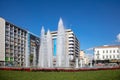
0 67 120 72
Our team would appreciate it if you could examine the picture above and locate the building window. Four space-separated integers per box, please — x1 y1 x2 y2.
113 55 115 59
106 50 108 53
113 50 115 53
103 50 104 53
106 55 108 59
97 51 99 54
110 55 111 59
103 56 104 59
110 50 112 53
117 50 119 53
97 56 99 59
117 55 119 58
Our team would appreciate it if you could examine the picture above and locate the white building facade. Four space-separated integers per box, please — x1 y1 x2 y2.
94 45 120 63
79 50 90 66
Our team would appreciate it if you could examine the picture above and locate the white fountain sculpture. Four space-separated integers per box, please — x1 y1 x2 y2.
56 18 68 68
80 59 83 68
46 30 53 68
38 26 46 68
75 58 79 68
90 60 93 67
38 18 70 68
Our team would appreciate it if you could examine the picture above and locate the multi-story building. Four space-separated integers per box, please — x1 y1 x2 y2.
29 33 40 67
0 17 80 68
51 29 80 67
79 50 90 66
94 45 120 64
0 17 39 67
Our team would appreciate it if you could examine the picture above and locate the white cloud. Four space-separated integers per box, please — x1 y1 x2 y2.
117 33 120 42
85 53 94 60
86 47 94 51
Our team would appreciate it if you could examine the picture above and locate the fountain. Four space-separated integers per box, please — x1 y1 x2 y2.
90 60 93 67
38 27 46 68
38 27 53 68
75 58 79 68
38 18 70 68
46 30 53 68
56 18 69 68
80 59 83 68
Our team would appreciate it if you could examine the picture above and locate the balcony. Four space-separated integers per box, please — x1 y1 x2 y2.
14 39 17 42
14 47 18 51
18 45 21 48
18 58 21 62
21 38 25 41
5 57 9 61
5 31 10 36
69 52 74 55
21 44 24 47
10 49 14 53
5 46 10 49
10 37 14 40
69 45 74 48
6 49 10 53
18 37 21 40
69 42 74 44
10 42 14 45
5 53 10 57
10 31 14 35
21 49 24 52
14 54 18 57
68 38 74 42
18 33 21 37
14 58 18 62
18 51 21 54
10 36 14 40
18 41 21 44
14 43 18 46
69 50 74 52
14 35 18 39
10 57 14 62
21 56 24 59
21 51 25 54
5 44 10 48
69 48 74 52
18 55 21 58
5 36 10 40
5 28 10 31
21 59 24 62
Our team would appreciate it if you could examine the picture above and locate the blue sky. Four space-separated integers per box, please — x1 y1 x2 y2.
0 0 120 54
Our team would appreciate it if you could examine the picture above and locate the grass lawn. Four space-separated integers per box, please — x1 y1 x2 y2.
0 70 120 80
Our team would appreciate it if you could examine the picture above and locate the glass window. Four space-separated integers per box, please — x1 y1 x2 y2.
103 50 104 53
103 56 104 59
106 50 108 53
110 55 111 59
117 50 119 53
113 50 115 53
110 50 112 53
106 55 108 59
5 57 9 61
53 39 57 56
113 55 115 58
117 55 119 58
97 51 99 54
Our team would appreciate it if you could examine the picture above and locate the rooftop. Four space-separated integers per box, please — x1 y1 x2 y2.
95 45 120 48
